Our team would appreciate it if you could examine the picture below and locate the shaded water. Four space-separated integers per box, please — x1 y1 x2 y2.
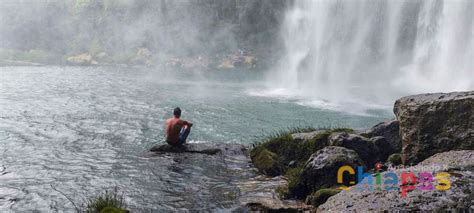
0 66 391 211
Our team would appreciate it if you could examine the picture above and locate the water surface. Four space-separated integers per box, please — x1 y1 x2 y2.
0 66 391 211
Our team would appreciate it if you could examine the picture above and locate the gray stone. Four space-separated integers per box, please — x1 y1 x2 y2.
329 132 379 168
370 136 392 162
296 146 365 198
365 119 401 154
394 91 474 164
318 150 474 212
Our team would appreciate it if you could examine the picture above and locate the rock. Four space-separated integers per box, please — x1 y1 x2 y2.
217 52 257 69
417 150 474 168
295 146 365 199
243 56 257 67
133 48 153 65
318 150 474 212
365 119 401 154
149 143 221 155
66 53 95 65
394 91 474 164
329 132 379 168
217 57 235 69
237 165 312 211
147 142 307 211
370 136 392 162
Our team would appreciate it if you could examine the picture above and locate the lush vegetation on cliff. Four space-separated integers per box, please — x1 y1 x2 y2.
0 0 289 66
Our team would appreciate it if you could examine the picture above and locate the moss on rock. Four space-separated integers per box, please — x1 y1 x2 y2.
250 128 355 177
306 188 341 207
250 147 283 176
387 153 402 165
99 206 128 213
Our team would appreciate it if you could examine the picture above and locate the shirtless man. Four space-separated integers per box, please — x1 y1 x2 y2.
165 107 193 146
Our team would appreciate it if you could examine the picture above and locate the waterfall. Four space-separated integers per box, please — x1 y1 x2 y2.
266 0 473 109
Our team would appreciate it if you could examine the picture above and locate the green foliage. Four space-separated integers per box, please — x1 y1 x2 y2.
99 207 127 213
387 153 402 165
250 146 282 176
0 48 56 64
84 188 127 213
110 52 136 64
286 167 305 198
251 127 354 200
251 127 354 177
307 188 341 207
275 185 289 199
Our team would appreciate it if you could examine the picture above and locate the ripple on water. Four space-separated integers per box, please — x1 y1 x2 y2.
0 66 391 211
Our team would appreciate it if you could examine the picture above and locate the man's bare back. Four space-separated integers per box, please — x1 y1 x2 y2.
165 107 192 146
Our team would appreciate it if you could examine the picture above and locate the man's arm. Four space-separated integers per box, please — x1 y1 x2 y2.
165 120 171 137
181 120 193 127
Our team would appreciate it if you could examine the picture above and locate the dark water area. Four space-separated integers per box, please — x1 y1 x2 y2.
0 66 392 211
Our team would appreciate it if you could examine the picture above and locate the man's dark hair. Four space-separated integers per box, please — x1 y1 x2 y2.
173 107 181 118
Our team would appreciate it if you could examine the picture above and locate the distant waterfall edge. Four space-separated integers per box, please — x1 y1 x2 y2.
261 0 473 113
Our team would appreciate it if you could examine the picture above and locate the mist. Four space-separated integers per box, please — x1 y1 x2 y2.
0 0 288 66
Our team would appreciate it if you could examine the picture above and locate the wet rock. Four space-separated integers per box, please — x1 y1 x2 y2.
318 150 474 212
149 143 221 155
329 132 379 168
147 142 309 211
296 146 365 199
238 176 313 212
394 91 474 164
365 119 401 154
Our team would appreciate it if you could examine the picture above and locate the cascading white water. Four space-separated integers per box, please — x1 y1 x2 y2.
266 0 473 110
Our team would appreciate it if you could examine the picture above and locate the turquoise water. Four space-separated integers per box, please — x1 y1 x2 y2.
0 66 392 211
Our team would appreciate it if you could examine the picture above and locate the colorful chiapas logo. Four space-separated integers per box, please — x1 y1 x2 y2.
336 163 451 197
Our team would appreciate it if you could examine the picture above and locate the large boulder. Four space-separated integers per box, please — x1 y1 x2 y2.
318 150 474 211
365 119 401 154
394 91 474 164
295 146 365 199
328 132 379 168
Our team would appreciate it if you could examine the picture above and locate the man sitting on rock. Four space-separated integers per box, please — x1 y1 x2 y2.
165 107 193 146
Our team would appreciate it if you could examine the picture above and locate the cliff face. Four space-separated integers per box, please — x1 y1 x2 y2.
0 0 290 66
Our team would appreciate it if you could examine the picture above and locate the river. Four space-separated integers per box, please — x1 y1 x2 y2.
0 66 391 211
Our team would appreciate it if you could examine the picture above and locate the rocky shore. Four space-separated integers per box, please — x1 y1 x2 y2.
1 48 261 71
147 91 473 211
249 91 473 211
